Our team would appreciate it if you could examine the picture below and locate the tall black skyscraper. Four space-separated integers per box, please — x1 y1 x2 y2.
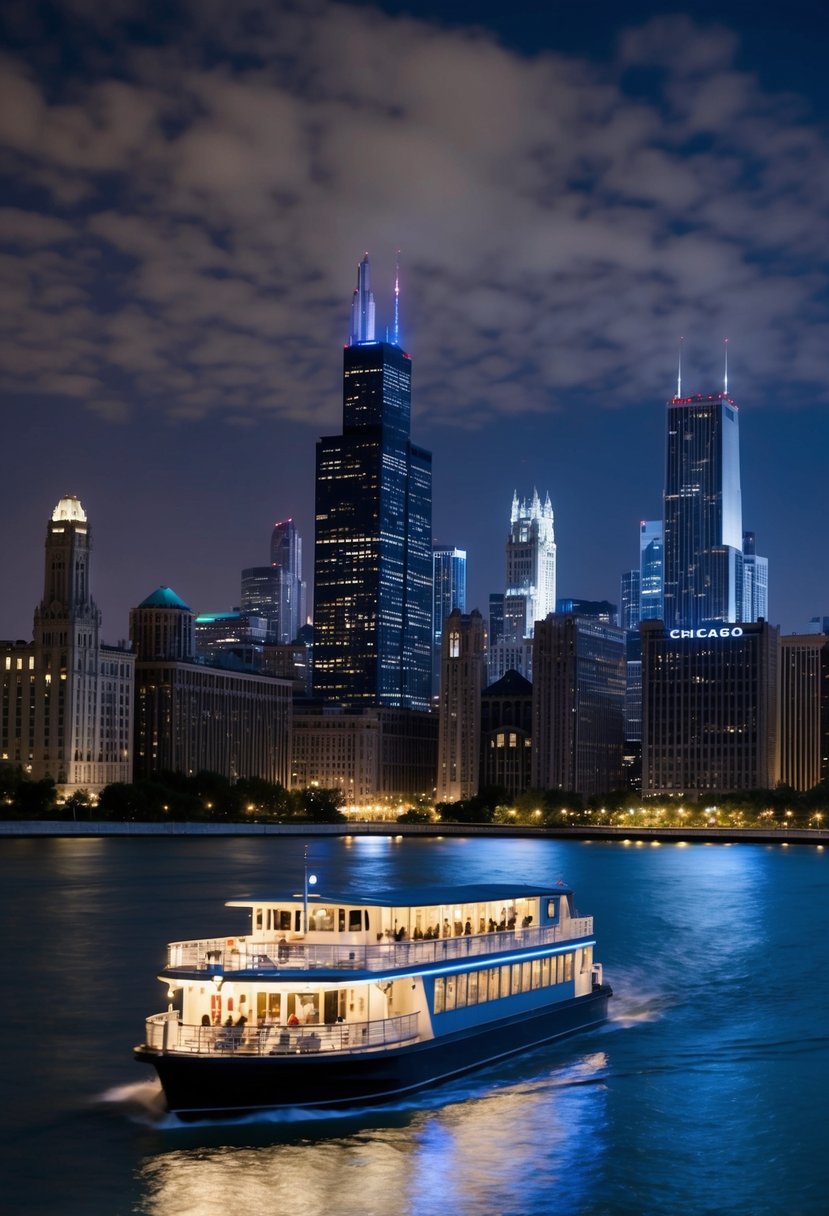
313 255 432 709
663 391 743 628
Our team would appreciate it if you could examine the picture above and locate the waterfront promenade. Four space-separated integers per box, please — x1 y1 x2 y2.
1 819 827 846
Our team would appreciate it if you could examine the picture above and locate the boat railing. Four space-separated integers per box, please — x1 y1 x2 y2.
165 918 594 974
143 1010 420 1056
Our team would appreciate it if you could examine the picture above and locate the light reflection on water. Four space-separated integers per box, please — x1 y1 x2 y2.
130 1050 611 1216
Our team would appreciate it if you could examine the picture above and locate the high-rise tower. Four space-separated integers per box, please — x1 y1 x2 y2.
0 496 134 794
662 393 743 628
313 254 432 709
489 490 556 682
432 546 467 698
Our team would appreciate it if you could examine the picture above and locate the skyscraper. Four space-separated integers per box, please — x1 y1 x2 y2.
740 531 769 623
489 490 556 682
639 520 663 622
436 609 486 802
313 254 432 709
270 518 305 641
432 546 467 697
662 393 743 628
1 496 134 794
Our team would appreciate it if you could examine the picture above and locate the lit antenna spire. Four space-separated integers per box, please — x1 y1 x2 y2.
723 337 729 396
350 252 376 345
393 249 401 346
676 336 684 399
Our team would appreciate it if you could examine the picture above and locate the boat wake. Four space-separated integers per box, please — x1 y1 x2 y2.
603 966 677 1027
95 1079 169 1125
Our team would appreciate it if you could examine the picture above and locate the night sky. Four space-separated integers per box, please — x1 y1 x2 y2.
2 0 829 642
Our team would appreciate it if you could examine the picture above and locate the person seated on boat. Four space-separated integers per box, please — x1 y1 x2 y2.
464 920 472 935
395 926 408 942
522 915 533 929
413 926 423 940
507 914 516 930
277 937 290 962
287 1011 300 1026
442 920 451 938
488 918 498 933
224 1015 234 1027
201 1014 211 1027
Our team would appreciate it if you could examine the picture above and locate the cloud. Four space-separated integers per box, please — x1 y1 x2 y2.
1 1 828 430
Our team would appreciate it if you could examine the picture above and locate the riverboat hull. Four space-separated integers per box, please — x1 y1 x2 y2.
135 984 612 1119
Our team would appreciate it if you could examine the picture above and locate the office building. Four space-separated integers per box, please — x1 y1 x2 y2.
740 531 769 623
490 490 556 682
131 588 292 785
291 705 438 806
313 254 432 709
641 620 778 795
807 617 829 635
662 393 743 628
531 614 626 797
436 609 486 802
639 520 663 622
1 496 134 795
480 669 533 797
432 546 467 697
195 610 269 667
778 634 829 791
556 598 618 624
620 570 641 632
270 518 306 641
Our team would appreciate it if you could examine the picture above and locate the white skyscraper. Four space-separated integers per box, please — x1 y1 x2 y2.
490 490 556 681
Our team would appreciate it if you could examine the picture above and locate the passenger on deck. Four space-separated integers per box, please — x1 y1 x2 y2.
287 1012 300 1026
464 920 472 935
277 937 290 962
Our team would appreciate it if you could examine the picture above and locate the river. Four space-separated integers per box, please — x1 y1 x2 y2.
1 833 826 1215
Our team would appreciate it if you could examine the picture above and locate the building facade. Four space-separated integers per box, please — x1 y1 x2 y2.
131 587 292 785
490 490 556 682
291 705 437 805
1 496 134 795
778 633 829 792
662 393 743 629
531 614 626 798
436 609 486 802
639 520 663 622
641 620 779 795
313 254 432 710
432 546 467 698
480 669 533 797
740 531 769 624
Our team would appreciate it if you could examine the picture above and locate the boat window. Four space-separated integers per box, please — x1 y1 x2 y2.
256 992 280 1022
433 977 445 1014
546 898 559 921
255 909 263 930
521 961 532 990
295 910 302 933
348 910 362 932
364 911 370 930
338 909 345 932
501 965 511 996
541 956 551 986
531 959 542 989
455 974 467 1009
289 993 320 1024
467 971 479 1005
444 975 457 1011
564 953 573 982
511 963 522 994
277 910 292 932
308 907 334 932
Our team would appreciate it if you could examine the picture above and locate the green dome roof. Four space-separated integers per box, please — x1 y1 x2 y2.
137 586 192 611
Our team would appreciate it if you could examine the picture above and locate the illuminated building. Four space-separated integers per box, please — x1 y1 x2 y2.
291 705 437 804
313 253 432 709
662 392 743 628
639 520 663 622
131 587 292 784
740 531 769 623
436 609 486 802
480 669 533 796
778 633 829 791
1 496 134 795
641 620 778 794
531 614 626 797
620 570 641 631
432 546 467 697
490 490 556 682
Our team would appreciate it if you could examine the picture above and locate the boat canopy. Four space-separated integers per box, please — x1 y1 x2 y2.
226 882 573 910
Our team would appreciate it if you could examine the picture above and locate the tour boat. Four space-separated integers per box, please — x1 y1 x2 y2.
134 881 612 1118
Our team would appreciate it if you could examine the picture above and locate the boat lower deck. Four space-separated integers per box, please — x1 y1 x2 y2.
136 984 612 1119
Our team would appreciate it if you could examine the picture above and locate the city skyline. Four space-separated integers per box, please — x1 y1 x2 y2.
2 1 829 640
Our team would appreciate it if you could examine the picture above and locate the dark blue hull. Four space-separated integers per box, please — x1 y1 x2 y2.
135 984 612 1120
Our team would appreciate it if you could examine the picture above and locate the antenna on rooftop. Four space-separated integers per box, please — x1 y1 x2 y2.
723 337 729 396
676 336 684 399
